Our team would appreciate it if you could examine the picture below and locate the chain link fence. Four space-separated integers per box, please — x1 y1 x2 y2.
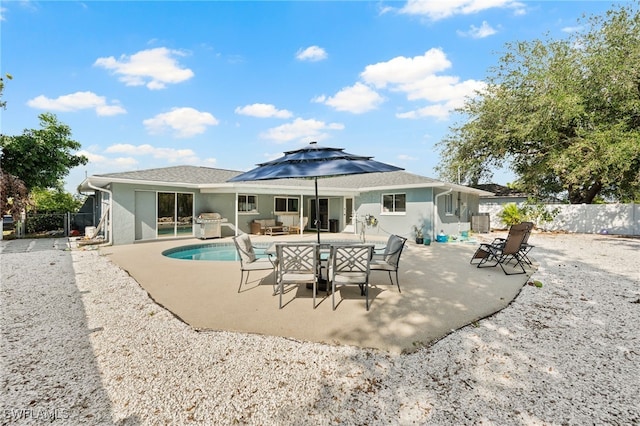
10 212 96 238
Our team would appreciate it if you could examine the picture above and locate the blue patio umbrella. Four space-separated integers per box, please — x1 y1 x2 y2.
228 142 403 243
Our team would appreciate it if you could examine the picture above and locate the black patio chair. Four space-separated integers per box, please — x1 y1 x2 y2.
369 234 407 292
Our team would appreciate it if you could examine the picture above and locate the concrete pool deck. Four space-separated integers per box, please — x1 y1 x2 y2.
99 232 536 354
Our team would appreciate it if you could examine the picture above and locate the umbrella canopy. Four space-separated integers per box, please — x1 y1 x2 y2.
228 142 403 242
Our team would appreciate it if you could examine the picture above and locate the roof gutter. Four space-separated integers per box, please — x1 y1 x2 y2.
432 188 453 240
85 179 113 247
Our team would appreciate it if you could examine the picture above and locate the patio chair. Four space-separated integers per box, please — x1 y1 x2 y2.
328 244 374 311
232 233 278 294
517 222 535 265
471 222 535 265
275 243 319 309
288 216 308 234
471 222 532 275
370 234 407 292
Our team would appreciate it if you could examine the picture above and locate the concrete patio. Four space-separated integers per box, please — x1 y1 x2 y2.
99 233 535 354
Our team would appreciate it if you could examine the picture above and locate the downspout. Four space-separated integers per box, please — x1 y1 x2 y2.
433 188 453 241
86 180 113 246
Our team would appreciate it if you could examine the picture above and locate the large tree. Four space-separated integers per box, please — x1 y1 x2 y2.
1 112 88 191
0 72 29 217
437 4 640 204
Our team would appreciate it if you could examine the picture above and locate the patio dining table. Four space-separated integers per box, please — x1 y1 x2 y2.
266 241 376 292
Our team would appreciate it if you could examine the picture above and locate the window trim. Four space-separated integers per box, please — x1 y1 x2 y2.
444 193 454 216
380 192 407 215
237 194 259 214
156 191 194 238
274 196 300 214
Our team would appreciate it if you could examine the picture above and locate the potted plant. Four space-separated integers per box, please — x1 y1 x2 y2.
412 225 424 244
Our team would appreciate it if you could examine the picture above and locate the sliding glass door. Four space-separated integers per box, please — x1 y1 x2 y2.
309 198 329 231
157 192 194 238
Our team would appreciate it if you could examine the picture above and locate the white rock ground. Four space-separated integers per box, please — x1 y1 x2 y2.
1 233 639 425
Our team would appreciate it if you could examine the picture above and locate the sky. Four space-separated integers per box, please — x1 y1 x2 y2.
0 0 625 194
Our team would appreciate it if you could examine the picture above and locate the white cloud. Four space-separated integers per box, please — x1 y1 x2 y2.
26 91 126 116
296 45 328 62
143 107 218 138
399 0 526 20
234 103 293 118
314 82 384 114
457 21 498 38
398 154 418 161
396 102 457 121
260 118 344 143
360 48 452 89
94 47 194 90
400 75 486 103
358 48 486 120
77 150 108 164
562 25 583 33
77 150 138 168
104 143 199 163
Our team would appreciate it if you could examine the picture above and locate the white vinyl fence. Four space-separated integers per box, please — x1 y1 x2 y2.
479 203 639 235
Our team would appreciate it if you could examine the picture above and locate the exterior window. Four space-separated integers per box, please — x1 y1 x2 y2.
382 193 406 213
445 194 454 215
238 194 258 213
274 197 299 213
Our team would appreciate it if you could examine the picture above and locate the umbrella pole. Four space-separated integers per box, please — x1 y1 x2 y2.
315 177 320 244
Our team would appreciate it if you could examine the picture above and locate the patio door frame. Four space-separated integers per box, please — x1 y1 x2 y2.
344 197 354 227
309 197 329 231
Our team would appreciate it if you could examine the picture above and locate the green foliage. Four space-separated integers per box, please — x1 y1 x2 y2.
497 203 523 227
30 188 83 213
0 73 12 110
520 198 560 229
498 199 560 229
26 213 65 234
437 4 640 204
0 113 88 191
412 225 424 239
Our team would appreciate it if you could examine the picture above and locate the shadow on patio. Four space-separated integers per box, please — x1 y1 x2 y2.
100 233 534 354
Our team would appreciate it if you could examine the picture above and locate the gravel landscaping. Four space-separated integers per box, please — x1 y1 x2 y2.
1 233 638 424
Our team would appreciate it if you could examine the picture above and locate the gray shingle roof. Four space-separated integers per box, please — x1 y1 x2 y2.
87 165 484 193
96 165 240 185
319 171 440 189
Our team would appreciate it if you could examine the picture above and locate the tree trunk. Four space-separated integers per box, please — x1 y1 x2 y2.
568 181 602 204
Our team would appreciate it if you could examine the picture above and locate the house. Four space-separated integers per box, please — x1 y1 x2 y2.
473 183 531 207
78 165 493 245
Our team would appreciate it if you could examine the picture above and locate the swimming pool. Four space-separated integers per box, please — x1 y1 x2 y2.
163 239 387 262
162 242 272 261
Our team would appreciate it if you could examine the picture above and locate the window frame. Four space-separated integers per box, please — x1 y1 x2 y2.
274 196 300 214
156 191 194 238
380 193 407 215
237 194 259 214
444 193 454 216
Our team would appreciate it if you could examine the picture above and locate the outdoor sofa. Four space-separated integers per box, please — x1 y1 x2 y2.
250 219 288 236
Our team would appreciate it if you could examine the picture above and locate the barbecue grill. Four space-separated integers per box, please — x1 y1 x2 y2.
195 212 227 239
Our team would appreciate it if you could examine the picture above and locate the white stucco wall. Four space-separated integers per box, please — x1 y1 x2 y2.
479 202 639 235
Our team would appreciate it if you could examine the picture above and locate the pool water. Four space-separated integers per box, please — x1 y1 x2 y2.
162 243 271 261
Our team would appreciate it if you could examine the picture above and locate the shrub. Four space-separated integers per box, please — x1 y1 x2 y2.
497 203 523 227
498 199 560 230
